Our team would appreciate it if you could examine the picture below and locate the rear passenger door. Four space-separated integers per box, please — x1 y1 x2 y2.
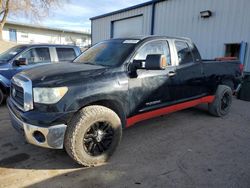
170 40 205 101
56 47 77 62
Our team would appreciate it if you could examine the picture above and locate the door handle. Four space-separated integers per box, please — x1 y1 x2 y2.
168 71 176 77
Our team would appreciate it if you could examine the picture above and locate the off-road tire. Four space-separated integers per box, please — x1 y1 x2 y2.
208 85 233 117
0 89 4 106
64 105 122 166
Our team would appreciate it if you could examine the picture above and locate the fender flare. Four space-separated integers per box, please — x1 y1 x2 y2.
67 94 127 128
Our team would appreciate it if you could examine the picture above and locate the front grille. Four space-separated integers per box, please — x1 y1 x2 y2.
11 84 24 108
11 74 33 111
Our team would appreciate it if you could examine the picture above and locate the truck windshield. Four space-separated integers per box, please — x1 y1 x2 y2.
0 45 26 62
74 40 136 67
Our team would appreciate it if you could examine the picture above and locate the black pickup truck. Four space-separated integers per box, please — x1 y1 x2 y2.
7 36 242 166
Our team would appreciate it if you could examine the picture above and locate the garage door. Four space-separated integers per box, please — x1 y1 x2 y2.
113 16 143 38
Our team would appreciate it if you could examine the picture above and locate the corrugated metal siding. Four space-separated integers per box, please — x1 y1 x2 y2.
92 5 152 44
91 0 250 72
154 0 250 71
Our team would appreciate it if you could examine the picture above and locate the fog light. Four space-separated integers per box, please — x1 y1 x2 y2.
33 131 46 143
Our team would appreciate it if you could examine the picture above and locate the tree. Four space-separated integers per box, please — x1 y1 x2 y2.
0 0 64 40
0 0 10 39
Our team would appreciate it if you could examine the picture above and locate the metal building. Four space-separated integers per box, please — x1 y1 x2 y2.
90 0 250 73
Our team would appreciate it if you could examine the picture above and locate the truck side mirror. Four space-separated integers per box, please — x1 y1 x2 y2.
145 54 167 70
13 58 28 66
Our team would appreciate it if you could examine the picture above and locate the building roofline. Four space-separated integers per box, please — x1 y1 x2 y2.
90 0 166 20
5 21 91 36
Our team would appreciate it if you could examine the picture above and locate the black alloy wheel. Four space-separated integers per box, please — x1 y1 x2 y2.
83 121 114 156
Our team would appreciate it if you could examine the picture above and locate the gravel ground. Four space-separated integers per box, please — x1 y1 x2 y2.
0 98 249 188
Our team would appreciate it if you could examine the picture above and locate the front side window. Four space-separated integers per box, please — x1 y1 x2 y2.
20 47 51 64
56 48 76 61
134 40 171 65
175 41 193 65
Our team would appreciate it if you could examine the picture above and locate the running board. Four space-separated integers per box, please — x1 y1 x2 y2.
126 96 215 127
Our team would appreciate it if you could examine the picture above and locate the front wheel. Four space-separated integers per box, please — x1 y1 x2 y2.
208 85 233 117
64 105 122 166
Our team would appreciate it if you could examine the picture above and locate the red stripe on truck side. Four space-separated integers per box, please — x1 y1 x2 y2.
126 95 215 128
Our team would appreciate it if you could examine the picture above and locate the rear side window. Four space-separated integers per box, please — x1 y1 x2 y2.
21 47 51 64
175 41 193 65
56 48 76 61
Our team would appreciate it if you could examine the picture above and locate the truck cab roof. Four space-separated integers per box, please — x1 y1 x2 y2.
108 35 192 43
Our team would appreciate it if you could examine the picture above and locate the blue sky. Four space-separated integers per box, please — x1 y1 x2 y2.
8 0 148 33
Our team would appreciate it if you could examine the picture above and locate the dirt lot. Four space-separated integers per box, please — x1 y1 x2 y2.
0 99 250 188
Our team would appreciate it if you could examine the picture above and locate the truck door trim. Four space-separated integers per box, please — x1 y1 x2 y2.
126 95 215 127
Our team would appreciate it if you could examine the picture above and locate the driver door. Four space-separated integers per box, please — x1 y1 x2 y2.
128 40 176 116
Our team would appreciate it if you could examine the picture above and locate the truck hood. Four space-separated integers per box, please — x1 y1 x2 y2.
20 62 107 86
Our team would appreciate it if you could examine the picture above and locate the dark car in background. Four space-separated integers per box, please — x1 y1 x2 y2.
0 44 81 105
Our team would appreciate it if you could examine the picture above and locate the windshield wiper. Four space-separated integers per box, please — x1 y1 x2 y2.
82 62 96 65
82 62 109 67
98 63 111 67
77 61 111 67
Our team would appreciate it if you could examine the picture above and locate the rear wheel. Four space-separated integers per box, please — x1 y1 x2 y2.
0 89 4 106
208 85 233 117
64 105 122 166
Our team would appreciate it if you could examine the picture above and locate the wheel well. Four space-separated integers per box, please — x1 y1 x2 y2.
0 83 7 95
221 79 235 91
87 100 126 128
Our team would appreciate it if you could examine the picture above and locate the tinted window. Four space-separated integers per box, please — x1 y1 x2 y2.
56 48 76 61
175 41 193 65
134 40 171 65
74 40 136 67
20 48 51 64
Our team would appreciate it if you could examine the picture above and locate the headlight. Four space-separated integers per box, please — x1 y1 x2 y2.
33 87 68 104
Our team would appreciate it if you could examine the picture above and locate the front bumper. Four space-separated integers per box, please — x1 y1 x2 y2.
8 101 67 149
